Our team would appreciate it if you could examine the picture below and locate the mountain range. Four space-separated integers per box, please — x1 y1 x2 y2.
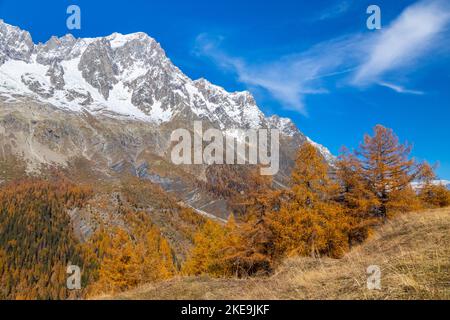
0 19 332 219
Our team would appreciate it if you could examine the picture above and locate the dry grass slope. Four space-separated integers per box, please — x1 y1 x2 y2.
100 208 450 300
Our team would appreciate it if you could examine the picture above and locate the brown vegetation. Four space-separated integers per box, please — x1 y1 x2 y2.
100 207 450 300
181 125 450 279
1 124 449 299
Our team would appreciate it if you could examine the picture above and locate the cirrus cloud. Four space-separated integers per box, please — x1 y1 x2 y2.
353 0 450 85
194 0 450 114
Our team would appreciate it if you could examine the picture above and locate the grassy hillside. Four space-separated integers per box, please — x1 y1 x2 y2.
100 207 450 300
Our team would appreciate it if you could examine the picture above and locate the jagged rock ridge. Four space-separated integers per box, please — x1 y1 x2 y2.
0 19 330 142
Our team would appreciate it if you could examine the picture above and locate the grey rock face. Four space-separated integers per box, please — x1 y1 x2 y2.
46 60 65 90
0 19 34 63
112 34 191 117
129 68 185 116
65 89 93 106
112 32 166 73
78 39 118 99
36 34 77 65
21 73 54 98
193 78 265 129
130 78 156 112
266 115 299 137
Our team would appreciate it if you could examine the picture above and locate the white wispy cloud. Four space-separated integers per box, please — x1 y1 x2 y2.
195 33 364 114
378 82 425 95
195 0 450 114
353 0 450 85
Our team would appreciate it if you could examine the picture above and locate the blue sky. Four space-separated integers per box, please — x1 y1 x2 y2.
1 0 450 178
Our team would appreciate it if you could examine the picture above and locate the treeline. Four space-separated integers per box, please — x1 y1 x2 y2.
83 210 177 296
183 125 450 277
0 178 92 299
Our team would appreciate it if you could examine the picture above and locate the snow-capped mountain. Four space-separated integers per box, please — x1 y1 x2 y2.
0 19 332 163
0 19 300 133
0 19 334 218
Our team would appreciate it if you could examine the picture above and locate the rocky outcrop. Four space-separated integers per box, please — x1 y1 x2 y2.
78 39 118 99
0 19 34 64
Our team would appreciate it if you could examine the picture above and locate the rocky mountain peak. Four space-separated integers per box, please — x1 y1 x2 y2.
0 19 34 64
78 38 118 99
0 20 289 132
35 34 78 65
267 115 298 137
0 20 333 160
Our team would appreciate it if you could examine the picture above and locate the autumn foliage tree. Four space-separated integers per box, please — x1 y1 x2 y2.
356 125 422 218
336 148 380 244
183 168 282 277
268 143 350 259
0 178 92 299
182 216 241 277
86 211 176 295
228 169 283 275
417 162 450 208
183 124 450 281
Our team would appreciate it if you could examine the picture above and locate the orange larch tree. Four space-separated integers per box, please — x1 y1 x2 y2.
336 147 380 244
268 143 350 259
357 125 421 218
417 162 450 208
